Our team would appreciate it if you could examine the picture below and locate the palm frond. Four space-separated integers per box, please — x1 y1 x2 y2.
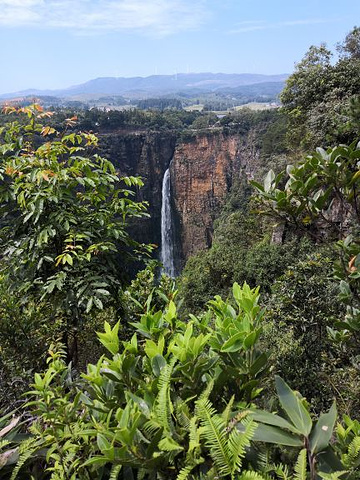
293 449 307 480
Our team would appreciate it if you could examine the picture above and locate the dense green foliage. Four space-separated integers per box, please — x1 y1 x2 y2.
2 284 360 479
0 104 152 400
281 27 360 149
178 210 309 313
0 105 151 311
135 98 183 111
1 283 268 478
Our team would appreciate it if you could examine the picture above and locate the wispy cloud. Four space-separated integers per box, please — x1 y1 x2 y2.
0 0 208 36
229 18 334 34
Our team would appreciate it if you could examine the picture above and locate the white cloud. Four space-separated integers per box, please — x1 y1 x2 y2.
229 18 334 34
0 0 43 6
0 0 208 36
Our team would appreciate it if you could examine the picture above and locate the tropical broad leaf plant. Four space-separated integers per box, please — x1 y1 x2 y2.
244 376 339 480
251 141 360 240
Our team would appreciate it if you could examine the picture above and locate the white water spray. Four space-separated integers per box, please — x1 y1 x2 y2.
160 167 176 277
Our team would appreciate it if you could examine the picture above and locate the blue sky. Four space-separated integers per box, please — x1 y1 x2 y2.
1 0 359 94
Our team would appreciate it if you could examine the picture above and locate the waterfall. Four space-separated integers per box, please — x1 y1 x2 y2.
160 167 176 277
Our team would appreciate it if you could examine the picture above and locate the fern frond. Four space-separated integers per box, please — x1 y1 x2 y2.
237 470 268 480
222 395 235 425
10 437 42 480
228 418 256 473
158 436 183 452
256 450 271 471
109 464 122 480
270 463 290 480
143 419 162 437
188 416 201 453
343 436 360 467
0 439 11 450
197 379 214 404
293 449 307 480
155 358 176 433
196 397 231 476
175 398 191 429
176 464 195 480
256 451 290 480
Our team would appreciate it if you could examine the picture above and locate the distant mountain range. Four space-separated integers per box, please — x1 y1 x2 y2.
0 72 289 100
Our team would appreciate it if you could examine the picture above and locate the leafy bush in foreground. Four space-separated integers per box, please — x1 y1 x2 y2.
3 283 360 479
11 283 268 479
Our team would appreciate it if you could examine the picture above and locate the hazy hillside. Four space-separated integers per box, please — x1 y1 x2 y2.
0 72 288 99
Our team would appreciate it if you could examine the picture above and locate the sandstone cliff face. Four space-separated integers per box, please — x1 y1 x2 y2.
171 130 262 267
99 131 176 248
98 127 264 270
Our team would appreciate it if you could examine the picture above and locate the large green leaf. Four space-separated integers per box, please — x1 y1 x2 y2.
309 402 337 454
151 354 167 377
249 353 268 375
220 332 246 352
242 423 303 447
316 446 345 473
275 376 312 437
249 409 301 434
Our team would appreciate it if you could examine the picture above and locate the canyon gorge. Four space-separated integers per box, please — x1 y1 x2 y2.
98 117 277 272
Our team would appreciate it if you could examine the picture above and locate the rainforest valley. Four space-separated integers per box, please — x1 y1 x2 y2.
1 28 360 480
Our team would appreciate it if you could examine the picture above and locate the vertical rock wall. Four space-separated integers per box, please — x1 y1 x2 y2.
171 130 261 266
98 127 264 270
99 131 177 249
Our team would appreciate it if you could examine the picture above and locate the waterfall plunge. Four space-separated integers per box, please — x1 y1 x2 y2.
160 167 176 277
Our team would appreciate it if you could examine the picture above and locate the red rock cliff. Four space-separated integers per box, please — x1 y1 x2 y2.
171 129 261 265
98 127 265 271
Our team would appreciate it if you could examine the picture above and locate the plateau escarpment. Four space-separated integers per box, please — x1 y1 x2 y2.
171 130 263 264
98 121 277 271
99 131 177 250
